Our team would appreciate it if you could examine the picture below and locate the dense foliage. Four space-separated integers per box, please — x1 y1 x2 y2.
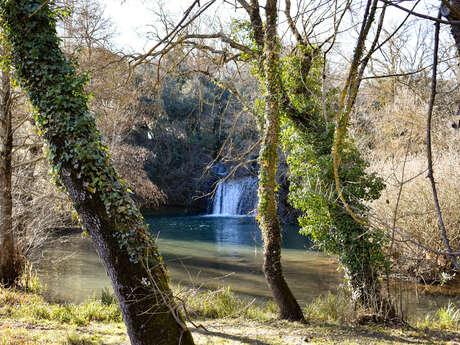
279 46 389 305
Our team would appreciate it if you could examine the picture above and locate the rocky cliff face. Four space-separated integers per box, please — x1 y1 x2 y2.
126 121 298 223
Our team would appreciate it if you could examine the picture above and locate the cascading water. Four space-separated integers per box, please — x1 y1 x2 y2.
211 177 258 216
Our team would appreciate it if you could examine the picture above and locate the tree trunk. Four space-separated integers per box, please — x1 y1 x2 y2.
256 0 306 323
0 67 23 286
0 1 194 344
443 1 460 121
443 0 460 55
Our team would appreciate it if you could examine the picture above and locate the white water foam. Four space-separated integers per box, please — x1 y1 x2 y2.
211 177 258 216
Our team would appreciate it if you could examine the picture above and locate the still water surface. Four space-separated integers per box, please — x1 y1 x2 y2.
38 215 460 316
39 215 342 304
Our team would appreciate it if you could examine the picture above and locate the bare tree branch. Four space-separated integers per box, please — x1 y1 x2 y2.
425 9 459 268
130 0 216 69
380 0 460 24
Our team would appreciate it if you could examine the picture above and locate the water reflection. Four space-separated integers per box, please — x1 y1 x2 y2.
39 215 338 304
152 215 311 249
39 234 112 303
147 216 338 303
38 215 460 317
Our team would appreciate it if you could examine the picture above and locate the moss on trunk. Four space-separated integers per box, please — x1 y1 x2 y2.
0 1 194 344
0 66 23 286
256 0 305 323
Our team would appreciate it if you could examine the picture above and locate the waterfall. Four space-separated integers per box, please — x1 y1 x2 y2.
211 177 258 216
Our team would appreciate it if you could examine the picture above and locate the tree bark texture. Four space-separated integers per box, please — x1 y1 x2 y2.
0 67 22 286
0 1 194 344
443 0 460 56
256 0 306 323
443 1 460 119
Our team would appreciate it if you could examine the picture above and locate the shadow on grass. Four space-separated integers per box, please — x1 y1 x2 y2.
192 327 272 345
312 322 460 344
418 328 460 343
192 320 460 345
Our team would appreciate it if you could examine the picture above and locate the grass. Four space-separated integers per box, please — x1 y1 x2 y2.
63 332 102 345
1 284 460 345
417 302 460 331
16 262 43 295
305 290 356 323
0 287 121 327
175 285 278 320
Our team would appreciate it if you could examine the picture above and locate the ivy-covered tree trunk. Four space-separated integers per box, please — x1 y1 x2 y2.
0 66 22 286
256 0 305 323
0 1 194 344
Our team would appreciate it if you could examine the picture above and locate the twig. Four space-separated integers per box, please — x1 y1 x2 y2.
425 9 459 269
380 0 460 24
390 129 413 253
28 1 49 18
131 0 216 69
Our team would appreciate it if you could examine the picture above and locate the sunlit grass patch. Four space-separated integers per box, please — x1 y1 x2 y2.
98 288 117 306
173 285 277 320
0 286 121 326
63 332 102 345
417 302 460 330
0 322 128 345
0 327 39 345
16 262 44 294
1 284 460 344
305 290 357 323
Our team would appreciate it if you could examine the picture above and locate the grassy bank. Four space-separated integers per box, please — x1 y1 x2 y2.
1 285 459 345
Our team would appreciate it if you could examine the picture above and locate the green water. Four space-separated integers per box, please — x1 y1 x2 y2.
38 215 342 304
38 215 460 317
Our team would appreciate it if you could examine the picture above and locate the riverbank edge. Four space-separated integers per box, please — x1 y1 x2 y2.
1 285 459 345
